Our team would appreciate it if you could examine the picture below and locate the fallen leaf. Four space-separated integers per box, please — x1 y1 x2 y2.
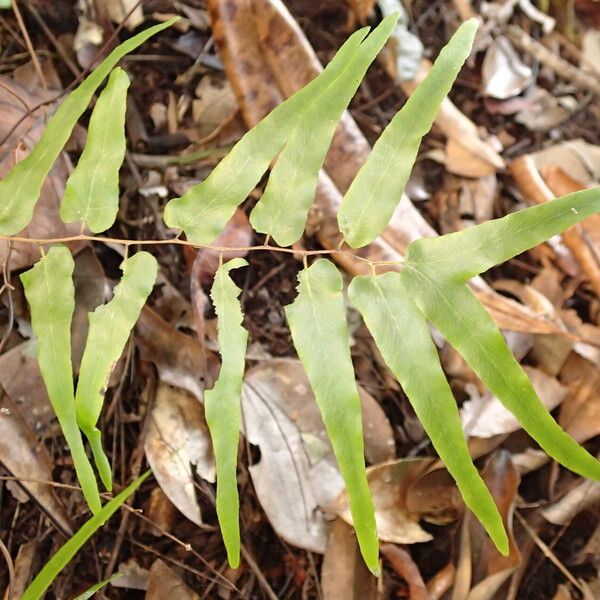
9 541 39 600
334 458 437 544
242 360 394 552
482 36 533 99
0 387 72 535
111 559 150 591
136 307 220 399
106 0 144 30
452 451 521 600
145 560 200 599
445 137 499 178
192 74 238 140
514 87 576 131
144 382 215 527
460 366 568 438
380 544 429 600
321 518 378 600
542 478 600 526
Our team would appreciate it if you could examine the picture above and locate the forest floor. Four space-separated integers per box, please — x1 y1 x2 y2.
3 0 600 598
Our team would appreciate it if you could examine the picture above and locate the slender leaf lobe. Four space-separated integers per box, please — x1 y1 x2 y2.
205 258 249 568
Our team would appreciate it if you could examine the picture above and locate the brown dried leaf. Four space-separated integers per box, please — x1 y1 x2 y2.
144 382 215 526
136 307 220 399
321 518 379 600
145 560 200 600
380 544 429 600
0 388 71 534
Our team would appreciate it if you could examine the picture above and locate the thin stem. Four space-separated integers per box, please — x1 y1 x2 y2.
0 233 405 270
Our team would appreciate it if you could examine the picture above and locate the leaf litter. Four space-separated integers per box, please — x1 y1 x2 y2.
4 0 600 598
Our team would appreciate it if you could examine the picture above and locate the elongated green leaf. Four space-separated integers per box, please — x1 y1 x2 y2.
21 246 101 513
61 68 130 233
338 18 478 248
73 573 123 600
249 14 397 246
348 273 508 554
22 472 149 600
285 259 378 573
0 18 177 236
76 251 158 491
403 270 600 482
164 16 398 245
406 186 600 282
204 258 248 568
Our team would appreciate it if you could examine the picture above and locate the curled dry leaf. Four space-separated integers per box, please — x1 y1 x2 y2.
106 0 144 30
136 307 220 399
380 544 429 600
0 76 85 272
321 518 378 600
242 360 394 553
542 478 600 526
460 366 568 438
144 382 215 527
145 560 200 600
333 458 438 544
482 36 533 100
0 388 72 535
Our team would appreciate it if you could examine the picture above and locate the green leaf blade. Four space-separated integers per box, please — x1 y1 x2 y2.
404 270 600 482
285 259 378 573
249 14 398 247
349 273 508 555
61 68 130 233
205 258 249 569
75 251 157 491
163 25 372 245
0 19 177 236
406 186 600 282
21 472 149 600
338 18 478 248
20 246 101 514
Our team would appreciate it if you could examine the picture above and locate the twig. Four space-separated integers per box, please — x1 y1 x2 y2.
506 25 600 96
515 511 585 594
11 0 47 91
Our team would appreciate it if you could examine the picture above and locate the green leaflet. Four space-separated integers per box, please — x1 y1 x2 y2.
163 14 399 245
0 18 177 236
204 258 249 568
72 573 123 600
21 472 149 600
285 260 378 573
249 14 397 247
405 187 600 282
401 272 600 483
76 251 158 491
348 273 509 555
338 18 478 248
20 246 101 514
61 68 130 233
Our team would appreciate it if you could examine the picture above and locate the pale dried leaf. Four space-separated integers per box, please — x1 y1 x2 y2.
482 36 533 99
144 383 215 526
461 367 567 438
